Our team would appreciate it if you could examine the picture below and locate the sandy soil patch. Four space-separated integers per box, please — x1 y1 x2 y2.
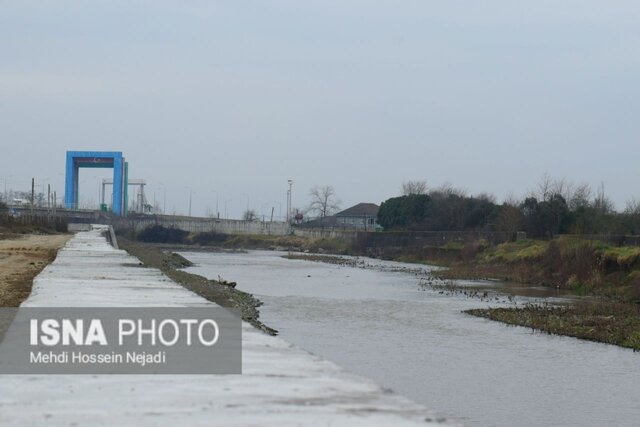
0 234 71 306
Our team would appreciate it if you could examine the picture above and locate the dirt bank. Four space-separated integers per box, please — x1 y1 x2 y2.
117 237 277 335
0 234 71 306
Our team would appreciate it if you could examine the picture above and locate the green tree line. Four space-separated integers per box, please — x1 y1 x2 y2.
378 179 640 239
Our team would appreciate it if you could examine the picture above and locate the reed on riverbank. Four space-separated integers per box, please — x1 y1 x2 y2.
466 302 640 351
431 237 640 302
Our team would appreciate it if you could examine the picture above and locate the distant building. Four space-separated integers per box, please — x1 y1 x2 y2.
300 203 379 231
334 203 379 230
11 198 30 207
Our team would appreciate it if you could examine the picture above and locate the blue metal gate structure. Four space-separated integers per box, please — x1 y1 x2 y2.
64 151 127 216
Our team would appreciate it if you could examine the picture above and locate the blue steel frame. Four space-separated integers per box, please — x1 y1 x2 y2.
64 151 125 215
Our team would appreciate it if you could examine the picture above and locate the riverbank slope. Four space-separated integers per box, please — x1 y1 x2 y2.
118 237 276 335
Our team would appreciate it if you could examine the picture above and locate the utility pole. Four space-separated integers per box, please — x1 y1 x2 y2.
188 190 192 217
31 178 35 215
224 198 231 219
287 179 293 224
47 184 51 214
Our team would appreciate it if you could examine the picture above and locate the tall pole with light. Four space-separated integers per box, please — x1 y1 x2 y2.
224 197 231 219
3 175 12 204
287 179 293 226
159 183 167 215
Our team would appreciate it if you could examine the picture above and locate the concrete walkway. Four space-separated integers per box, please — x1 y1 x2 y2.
0 226 448 426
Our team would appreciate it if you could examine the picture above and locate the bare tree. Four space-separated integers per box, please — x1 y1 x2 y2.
625 197 640 215
566 182 592 211
308 185 341 218
536 173 555 202
502 191 521 207
430 182 467 198
534 174 594 210
401 180 428 196
593 182 615 214
242 209 258 221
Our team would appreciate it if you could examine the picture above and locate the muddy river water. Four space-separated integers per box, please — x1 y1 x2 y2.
181 250 639 426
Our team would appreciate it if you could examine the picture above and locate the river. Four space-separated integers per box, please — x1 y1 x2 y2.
180 250 639 427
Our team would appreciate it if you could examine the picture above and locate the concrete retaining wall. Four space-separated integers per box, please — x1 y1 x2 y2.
292 227 358 240
113 215 289 236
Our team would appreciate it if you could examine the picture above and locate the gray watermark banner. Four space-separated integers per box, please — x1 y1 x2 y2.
0 307 241 374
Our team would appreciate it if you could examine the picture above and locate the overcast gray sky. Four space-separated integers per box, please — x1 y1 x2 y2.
1 1 639 218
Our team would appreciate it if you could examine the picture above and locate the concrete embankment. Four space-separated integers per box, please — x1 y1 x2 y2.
0 225 448 426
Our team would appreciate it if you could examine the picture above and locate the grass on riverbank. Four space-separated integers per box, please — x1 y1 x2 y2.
431 237 640 302
467 302 640 351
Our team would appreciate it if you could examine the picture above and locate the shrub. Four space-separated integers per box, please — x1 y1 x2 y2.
137 225 189 244
308 238 351 254
191 231 229 246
